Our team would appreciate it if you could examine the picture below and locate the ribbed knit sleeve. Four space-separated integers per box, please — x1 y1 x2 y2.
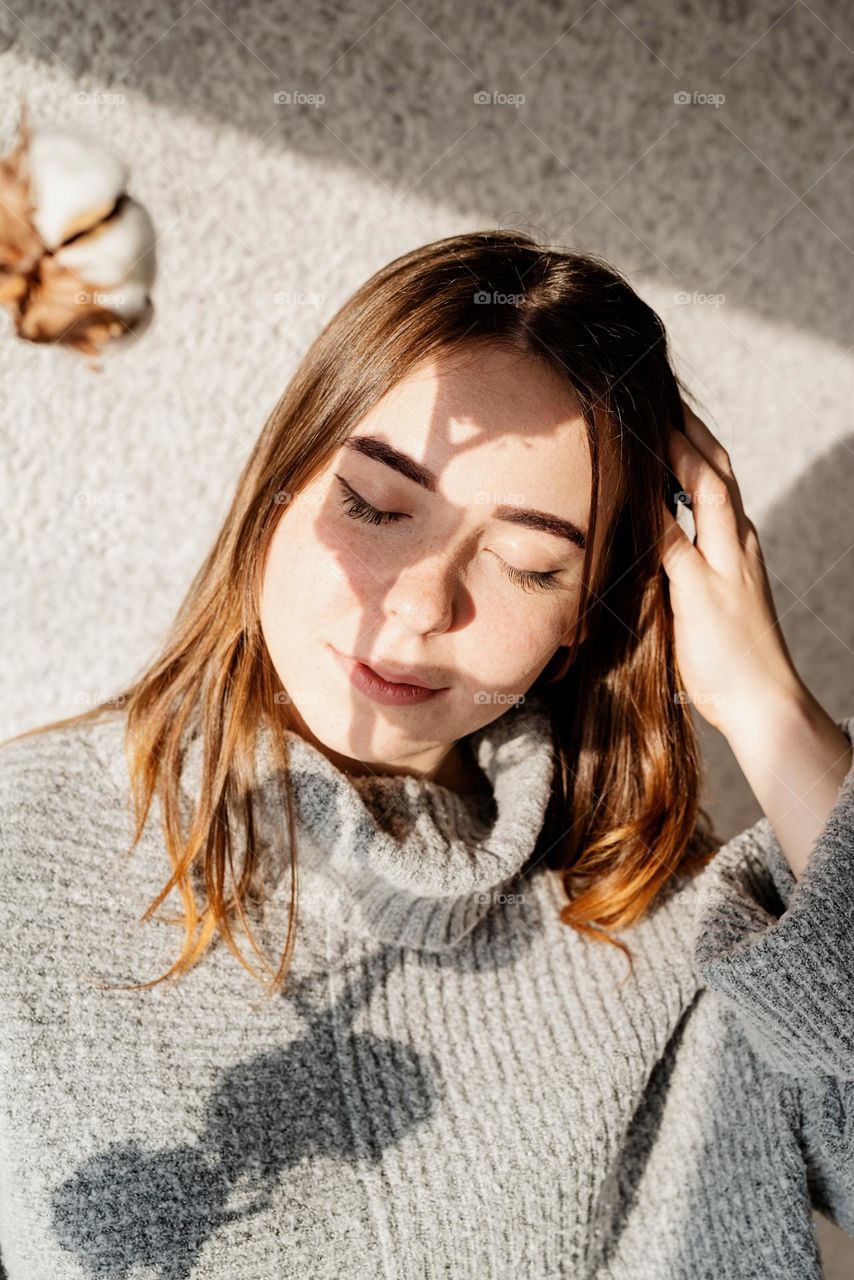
692 714 854 1081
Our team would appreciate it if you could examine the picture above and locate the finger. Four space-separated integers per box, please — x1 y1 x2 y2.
680 400 732 476
679 401 751 539
667 428 744 575
659 500 703 583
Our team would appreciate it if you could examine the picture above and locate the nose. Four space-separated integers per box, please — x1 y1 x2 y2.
382 555 456 635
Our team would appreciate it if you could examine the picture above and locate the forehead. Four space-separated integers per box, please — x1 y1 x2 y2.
351 345 596 487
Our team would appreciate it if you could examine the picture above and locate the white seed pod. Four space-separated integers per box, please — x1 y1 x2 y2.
54 196 157 321
26 125 130 250
0 100 156 359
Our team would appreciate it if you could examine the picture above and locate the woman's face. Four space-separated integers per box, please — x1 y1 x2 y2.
259 342 619 785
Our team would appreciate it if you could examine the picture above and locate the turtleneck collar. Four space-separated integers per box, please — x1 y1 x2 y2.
240 693 557 953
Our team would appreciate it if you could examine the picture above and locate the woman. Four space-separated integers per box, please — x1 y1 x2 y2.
1 228 852 1278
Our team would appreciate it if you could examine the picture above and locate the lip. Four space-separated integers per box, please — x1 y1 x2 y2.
331 647 449 707
358 656 445 690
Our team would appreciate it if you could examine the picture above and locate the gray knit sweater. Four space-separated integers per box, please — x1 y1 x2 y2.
0 693 853 1279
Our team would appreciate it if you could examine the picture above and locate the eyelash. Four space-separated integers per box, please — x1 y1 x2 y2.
336 481 561 594
338 487 407 527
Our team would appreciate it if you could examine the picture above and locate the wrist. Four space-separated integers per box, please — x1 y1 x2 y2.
719 673 817 755
720 678 853 882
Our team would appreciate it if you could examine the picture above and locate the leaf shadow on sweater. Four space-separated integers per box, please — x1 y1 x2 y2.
49 829 546 1279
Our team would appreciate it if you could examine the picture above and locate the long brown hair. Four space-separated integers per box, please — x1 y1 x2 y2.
2 228 720 996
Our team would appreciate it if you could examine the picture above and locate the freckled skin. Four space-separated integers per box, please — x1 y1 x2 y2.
259 344 619 792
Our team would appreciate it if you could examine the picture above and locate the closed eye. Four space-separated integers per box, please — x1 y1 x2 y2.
334 475 561 594
335 475 408 525
499 562 561 593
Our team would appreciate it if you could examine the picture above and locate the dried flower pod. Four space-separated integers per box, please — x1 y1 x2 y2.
0 99 156 359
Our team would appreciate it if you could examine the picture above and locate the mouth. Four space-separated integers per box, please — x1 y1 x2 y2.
353 655 445 690
330 646 449 705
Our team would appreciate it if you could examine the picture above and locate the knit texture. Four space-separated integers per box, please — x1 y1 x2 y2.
0 696 853 1279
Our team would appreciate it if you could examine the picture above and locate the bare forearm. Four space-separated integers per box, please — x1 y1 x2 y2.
723 682 853 882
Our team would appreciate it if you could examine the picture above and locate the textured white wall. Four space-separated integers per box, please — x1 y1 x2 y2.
1 0 852 1268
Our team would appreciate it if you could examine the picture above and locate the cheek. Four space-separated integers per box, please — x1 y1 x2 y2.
478 595 574 679
262 503 368 625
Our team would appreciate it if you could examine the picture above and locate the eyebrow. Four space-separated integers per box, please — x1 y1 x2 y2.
342 434 588 552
